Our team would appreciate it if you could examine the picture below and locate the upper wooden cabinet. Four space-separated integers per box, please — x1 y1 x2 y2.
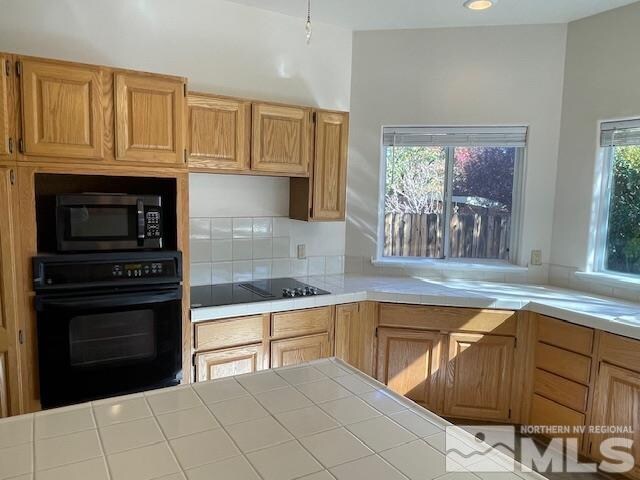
311 110 349 220
443 333 515 421
187 93 250 171
0 55 14 161
251 102 311 176
19 59 104 159
115 72 185 164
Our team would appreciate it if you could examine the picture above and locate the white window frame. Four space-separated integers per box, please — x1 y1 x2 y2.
592 117 640 279
375 125 527 265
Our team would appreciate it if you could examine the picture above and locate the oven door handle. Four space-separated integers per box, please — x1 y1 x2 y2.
36 289 182 311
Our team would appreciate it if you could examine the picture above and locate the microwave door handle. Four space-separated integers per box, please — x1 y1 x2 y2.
137 199 145 246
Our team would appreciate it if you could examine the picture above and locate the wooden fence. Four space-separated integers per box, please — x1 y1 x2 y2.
383 208 511 259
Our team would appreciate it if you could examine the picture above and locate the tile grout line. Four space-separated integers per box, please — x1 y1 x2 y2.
89 402 114 480
190 382 267 480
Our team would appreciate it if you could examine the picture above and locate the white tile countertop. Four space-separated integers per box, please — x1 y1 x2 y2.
191 274 640 340
0 358 545 480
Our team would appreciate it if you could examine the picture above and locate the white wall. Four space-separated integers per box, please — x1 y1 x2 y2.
346 24 567 280
550 2 640 294
0 0 352 282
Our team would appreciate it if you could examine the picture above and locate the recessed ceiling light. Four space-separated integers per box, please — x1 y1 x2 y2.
463 0 497 11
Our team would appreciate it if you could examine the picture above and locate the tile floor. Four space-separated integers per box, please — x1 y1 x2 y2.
0 358 613 480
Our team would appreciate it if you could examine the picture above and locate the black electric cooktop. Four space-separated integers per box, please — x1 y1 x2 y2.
191 278 330 308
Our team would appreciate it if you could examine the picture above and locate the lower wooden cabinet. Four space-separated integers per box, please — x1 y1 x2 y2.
195 344 265 382
335 302 376 376
376 328 445 411
443 333 515 421
271 333 331 368
589 363 640 476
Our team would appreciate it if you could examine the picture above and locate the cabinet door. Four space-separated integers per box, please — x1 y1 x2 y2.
444 333 515 421
335 302 376 376
251 102 311 175
20 59 104 159
589 363 640 475
115 73 185 164
0 55 12 161
195 344 264 382
376 328 444 411
187 94 250 171
0 168 20 417
311 110 349 220
271 333 331 368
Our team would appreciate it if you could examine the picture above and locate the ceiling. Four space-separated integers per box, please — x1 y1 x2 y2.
224 0 638 30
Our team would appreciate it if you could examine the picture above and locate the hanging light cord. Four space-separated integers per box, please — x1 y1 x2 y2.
305 0 312 44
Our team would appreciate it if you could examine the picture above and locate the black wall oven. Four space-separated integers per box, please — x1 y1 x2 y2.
34 251 182 409
56 193 163 252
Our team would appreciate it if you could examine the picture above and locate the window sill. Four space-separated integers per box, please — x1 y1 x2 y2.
371 257 528 273
574 271 640 289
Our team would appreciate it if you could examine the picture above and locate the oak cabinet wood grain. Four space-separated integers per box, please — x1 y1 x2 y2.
290 110 349 221
194 314 265 351
335 302 377 377
251 102 311 176
195 344 265 382
271 333 332 368
376 328 445 411
187 93 250 171
115 72 185 164
0 167 20 417
588 363 640 477
19 58 104 159
443 333 515 421
271 307 334 340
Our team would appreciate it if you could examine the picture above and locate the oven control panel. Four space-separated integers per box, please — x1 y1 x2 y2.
112 262 165 278
33 252 182 290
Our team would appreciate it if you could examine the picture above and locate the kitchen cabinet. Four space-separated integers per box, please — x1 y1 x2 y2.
251 102 311 176
589 363 640 476
195 344 265 382
335 302 377 377
115 72 186 164
376 328 445 411
290 109 349 221
19 58 104 159
0 54 15 162
443 333 515 421
0 167 20 417
187 93 250 172
271 333 332 368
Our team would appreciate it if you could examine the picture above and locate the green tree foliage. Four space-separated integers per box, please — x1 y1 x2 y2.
606 146 640 274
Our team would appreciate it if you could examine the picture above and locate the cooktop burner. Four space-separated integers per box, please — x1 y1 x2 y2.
190 278 330 308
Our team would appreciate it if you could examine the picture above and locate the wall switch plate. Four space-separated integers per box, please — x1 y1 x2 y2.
297 244 306 259
530 249 543 266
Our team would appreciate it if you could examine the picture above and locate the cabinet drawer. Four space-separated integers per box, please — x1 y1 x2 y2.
530 394 585 435
537 315 593 355
533 368 588 412
378 304 516 336
535 342 591 385
271 307 333 339
195 314 266 351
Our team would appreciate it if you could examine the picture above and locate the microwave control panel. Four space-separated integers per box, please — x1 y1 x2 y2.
145 209 162 239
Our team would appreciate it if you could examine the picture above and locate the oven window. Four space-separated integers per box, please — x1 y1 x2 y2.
69 206 131 238
69 310 156 367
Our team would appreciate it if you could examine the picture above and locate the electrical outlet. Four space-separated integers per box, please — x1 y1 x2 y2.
530 249 542 266
297 244 306 259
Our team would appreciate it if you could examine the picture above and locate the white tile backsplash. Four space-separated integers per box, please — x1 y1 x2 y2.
191 217 344 285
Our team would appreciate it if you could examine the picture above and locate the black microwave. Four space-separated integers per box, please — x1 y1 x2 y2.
56 194 163 252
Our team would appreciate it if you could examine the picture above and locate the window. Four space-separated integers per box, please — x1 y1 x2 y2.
380 126 526 262
595 119 640 276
